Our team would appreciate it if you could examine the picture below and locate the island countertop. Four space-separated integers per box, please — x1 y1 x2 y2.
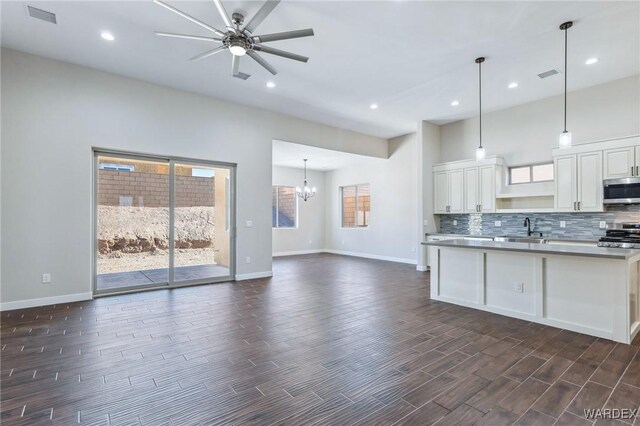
423 238 640 260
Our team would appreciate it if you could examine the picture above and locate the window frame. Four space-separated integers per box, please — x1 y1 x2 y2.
508 162 554 185
340 183 370 228
272 185 298 229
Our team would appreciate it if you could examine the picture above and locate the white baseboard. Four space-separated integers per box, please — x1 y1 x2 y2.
324 249 416 265
416 265 428 272
273 249 324 257
235 271 273 281
0 292 93 311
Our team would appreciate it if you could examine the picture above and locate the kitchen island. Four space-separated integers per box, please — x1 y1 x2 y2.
424 239 640 343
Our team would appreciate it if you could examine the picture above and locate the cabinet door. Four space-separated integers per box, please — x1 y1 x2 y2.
434 171 449 213
448 169 464 213
464 167 479 213
554 155 577 212
577 151 603 212
603 147 635 179
478 166 496 213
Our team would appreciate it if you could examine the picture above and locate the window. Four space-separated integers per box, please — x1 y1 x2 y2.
341 184 370 227
272 186 297 228
99 163 134 172
509 163 554 184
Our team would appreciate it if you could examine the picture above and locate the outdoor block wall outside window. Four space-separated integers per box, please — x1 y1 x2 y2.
509 163 554 185
341 184 370 228
272 186 297 228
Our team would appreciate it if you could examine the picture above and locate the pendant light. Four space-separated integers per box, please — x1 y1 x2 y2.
559 21 573 148
296 159 317 201
475 57 486 161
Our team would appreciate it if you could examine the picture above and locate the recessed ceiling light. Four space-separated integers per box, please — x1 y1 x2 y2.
266 81 276 88
369 103 378 110
451 100 459 106
585 57 599 65
101 31 115 41
508 82 519 89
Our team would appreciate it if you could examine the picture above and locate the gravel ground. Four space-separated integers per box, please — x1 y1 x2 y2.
97 247 217 274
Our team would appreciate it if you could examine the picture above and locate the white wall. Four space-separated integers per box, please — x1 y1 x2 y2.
0 48 387 307
272 166 325 255
324 133 418 264
440 75 640 165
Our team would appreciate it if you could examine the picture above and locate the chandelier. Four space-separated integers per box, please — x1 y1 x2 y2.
296 159 317 201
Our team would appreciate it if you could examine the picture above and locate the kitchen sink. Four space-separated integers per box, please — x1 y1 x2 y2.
493 236 547 244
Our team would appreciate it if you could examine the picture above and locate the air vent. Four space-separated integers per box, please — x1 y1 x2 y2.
27 5 57 24
537 69 559 79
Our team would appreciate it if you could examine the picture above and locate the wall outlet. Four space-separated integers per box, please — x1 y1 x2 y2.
245 256 251 264
245 220 253 228
308 239 313 245
453 220 458 226
495 221 502 227
42 273 51 284
515 282 524 293
341 240 345 246
423 219 429 226
560 221 566 228
600 221 607 229
411 246 416 253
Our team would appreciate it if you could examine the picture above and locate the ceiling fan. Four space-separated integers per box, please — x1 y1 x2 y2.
154 0 314 80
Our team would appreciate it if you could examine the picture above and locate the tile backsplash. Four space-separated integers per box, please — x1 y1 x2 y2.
438 205 640 239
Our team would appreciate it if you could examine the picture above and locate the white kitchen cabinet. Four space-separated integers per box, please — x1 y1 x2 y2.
604 146 636 179
577 151 603 211
478 166 496 212
554 152 602 212
464 167 478 213
434 171 449 213
433 169 463 214
464 166 495 213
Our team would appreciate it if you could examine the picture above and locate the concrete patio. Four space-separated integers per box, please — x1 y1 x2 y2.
97 264 230 291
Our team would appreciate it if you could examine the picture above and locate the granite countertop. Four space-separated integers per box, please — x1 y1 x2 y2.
422 239 640 260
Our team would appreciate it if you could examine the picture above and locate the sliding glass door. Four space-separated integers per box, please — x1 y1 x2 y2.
94 151 235 295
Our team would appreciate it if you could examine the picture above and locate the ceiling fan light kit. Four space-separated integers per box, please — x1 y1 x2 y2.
154 0 314 80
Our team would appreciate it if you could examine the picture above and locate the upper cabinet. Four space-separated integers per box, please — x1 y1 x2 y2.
464 166 496 213
603 146 640 179
433 157 502 214
554 151 603 212
434 169 464 213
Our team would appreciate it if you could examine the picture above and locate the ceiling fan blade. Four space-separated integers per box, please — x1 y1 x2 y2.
189 46 227 61
155 32 222 42
252 28 314 43
212 0 233 30
154 0 225 37
253 45 309 63
243 0 280 34
247 51 277 75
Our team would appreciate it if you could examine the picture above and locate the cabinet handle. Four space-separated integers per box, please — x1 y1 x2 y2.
632 166 635 176
578 201 581 210
636 166 639 176
573 201 576 210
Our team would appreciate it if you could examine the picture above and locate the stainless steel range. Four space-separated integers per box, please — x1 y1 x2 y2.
597 223 640 249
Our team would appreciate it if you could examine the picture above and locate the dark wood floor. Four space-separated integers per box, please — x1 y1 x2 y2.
2 253 639 425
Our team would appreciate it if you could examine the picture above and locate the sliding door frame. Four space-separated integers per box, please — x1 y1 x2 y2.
92 148 236 297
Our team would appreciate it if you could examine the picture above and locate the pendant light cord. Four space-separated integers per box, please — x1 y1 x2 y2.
563 25 568 133
478 60 482 149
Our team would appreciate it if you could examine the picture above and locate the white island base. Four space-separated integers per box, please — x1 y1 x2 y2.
427 241 640 344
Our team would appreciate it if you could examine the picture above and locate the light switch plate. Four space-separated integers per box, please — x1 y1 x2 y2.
560 221 566 228
495 221 502 227
453 220 458 226
42 273 51 284
599 221 607 229
515 282 524 293
246 220 253 228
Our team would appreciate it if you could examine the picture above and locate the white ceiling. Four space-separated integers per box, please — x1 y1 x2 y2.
273 139 383 170
2 1 639 139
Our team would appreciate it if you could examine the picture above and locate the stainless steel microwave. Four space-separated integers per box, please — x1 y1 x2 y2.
603 177 640 204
